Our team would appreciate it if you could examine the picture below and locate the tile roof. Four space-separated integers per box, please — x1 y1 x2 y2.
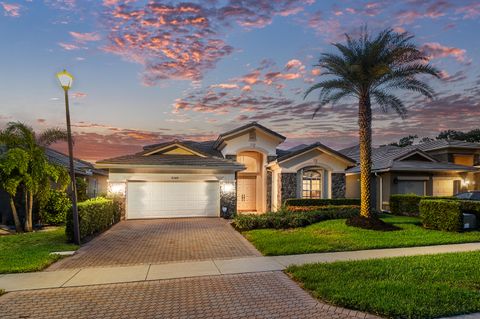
341 144 478 173
45 148 107 176
214 122 286 148
277 142 355 164
96 152 245 170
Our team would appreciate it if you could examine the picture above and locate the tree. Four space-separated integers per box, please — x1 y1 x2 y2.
389 134 418 147
304 28 440 227
436 129 480 143
0 148 30 232
0 122 68 231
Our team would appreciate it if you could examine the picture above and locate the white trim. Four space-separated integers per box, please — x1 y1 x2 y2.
142 143 207 157
279 146 355 165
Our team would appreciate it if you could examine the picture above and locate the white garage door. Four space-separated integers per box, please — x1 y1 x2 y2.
126 181 219 219
433 179 454 196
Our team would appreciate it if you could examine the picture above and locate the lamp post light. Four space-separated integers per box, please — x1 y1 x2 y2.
57 69 81 245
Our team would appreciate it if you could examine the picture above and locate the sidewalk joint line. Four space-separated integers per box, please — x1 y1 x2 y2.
144 264 151 280
60 268 82 288
212 259 223 275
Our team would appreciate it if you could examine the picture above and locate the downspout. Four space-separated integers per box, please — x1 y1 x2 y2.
375 172 383 212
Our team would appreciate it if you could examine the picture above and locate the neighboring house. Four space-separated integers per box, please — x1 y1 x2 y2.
340 140 480 211
45 148 108 198
96 122 356 219
0 147 108 225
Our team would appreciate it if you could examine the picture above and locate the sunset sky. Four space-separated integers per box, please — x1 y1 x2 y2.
1 0 479 162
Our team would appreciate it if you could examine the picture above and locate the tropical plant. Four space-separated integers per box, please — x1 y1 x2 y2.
305 28 440 226
0 122 69 231
0 148 30 232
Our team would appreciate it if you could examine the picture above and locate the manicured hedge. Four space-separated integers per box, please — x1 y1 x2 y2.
284 198 360 207
232 205 359 231
390 194 456 217
459 200 480 219
66 197 122 242
40 190 71 226
419 199 463 232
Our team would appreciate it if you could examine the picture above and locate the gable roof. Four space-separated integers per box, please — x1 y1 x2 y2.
214 122 286 149
142 140 209 157
341 144 478 173
416 140 480 151
276 142 356 164
143 140 223 158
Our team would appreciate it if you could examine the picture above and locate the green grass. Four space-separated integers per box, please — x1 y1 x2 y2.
0 227 78 273
287 251 480 318
244 214 480 255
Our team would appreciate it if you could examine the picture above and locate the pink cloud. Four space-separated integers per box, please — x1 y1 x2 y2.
58 42 80 50
71 92 87 99
456 2 480 19
421 42 469 63
210 83 239 89
101 1 309 85
69 31 101 42
1 2 21 17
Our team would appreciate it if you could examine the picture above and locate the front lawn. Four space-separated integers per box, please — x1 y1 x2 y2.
244 214 480 255
0 227 78 273
287 251 480 318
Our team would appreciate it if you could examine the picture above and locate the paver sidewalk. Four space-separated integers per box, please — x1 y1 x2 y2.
1 242 480 292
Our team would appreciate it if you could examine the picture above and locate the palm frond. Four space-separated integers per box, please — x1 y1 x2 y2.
38 128 68 147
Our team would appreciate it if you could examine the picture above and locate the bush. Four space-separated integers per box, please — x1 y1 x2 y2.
390 194 456 216
39 190 72 225
459 200 480 219
76 177 89 202
420 199 463 232
66 197 121 242
232 205 359 231
284 198 360 207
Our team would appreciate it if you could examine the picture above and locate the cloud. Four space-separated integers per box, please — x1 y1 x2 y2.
421 42 469 64
1 2 21 17
456 2 480 19
71 92 87 99
101 1 310 85
69 31 101 42
210 83 239 89
58 42 80 50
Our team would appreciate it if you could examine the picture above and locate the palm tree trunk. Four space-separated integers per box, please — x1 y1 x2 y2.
358 94 373 219
9 196 22 233
24 188 32 232
27 191 33 231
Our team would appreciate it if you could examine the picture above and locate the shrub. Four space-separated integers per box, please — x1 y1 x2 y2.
390 194 456 216
459 200 480 219
39 190 72 225
75 177 89 202
232 205 359 231
420 199 463 232
284 198 360 207
66 197 121 242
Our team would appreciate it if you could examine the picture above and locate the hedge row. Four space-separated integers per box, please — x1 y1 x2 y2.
232 205 359 231
284 198 360 207
390 194 456 216
66 197 122 242
419 199 480 232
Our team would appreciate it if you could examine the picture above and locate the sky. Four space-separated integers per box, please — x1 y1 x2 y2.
0 0 479 162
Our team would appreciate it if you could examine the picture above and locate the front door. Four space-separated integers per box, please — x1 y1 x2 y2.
237 176 256 211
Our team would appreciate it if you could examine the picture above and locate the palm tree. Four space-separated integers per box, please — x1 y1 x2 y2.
305 28 440 226
0 122 68 231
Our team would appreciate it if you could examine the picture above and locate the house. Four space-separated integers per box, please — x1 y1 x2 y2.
96 122 356 219
340 140 480 211
0 148 108 225
45 148 108 198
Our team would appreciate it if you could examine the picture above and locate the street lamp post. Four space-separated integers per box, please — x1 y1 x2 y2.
57 69 81 245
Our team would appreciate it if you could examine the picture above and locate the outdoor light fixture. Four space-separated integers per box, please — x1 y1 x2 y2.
57 69 80 245
108 182 126 196
221 182 235 193
56 69 74 90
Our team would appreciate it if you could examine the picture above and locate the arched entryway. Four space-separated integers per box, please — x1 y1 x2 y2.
237 151 264 212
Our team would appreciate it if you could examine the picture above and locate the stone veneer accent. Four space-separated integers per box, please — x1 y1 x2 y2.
266 171 272 212
331 173 346 199
220 179 237 219
281 173 297 204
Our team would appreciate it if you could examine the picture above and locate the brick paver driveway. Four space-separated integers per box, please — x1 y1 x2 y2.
0 272 376 319
50 218 260 270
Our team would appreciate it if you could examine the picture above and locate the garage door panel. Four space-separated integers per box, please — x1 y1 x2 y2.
127 182 219 219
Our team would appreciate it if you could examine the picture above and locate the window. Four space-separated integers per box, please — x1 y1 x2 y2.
302 170 322 199
453 154 474 166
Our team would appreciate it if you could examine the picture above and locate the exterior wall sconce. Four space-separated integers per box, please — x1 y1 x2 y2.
221 182 235 193
108 182 126 196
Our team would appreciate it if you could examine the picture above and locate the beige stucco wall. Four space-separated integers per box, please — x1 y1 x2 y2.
279 149 351 173
220 130 280 157
345 174 360 199
108 171 235 183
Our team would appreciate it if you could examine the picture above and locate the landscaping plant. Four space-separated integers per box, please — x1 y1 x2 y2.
305 28 440 229
0 122 69 232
